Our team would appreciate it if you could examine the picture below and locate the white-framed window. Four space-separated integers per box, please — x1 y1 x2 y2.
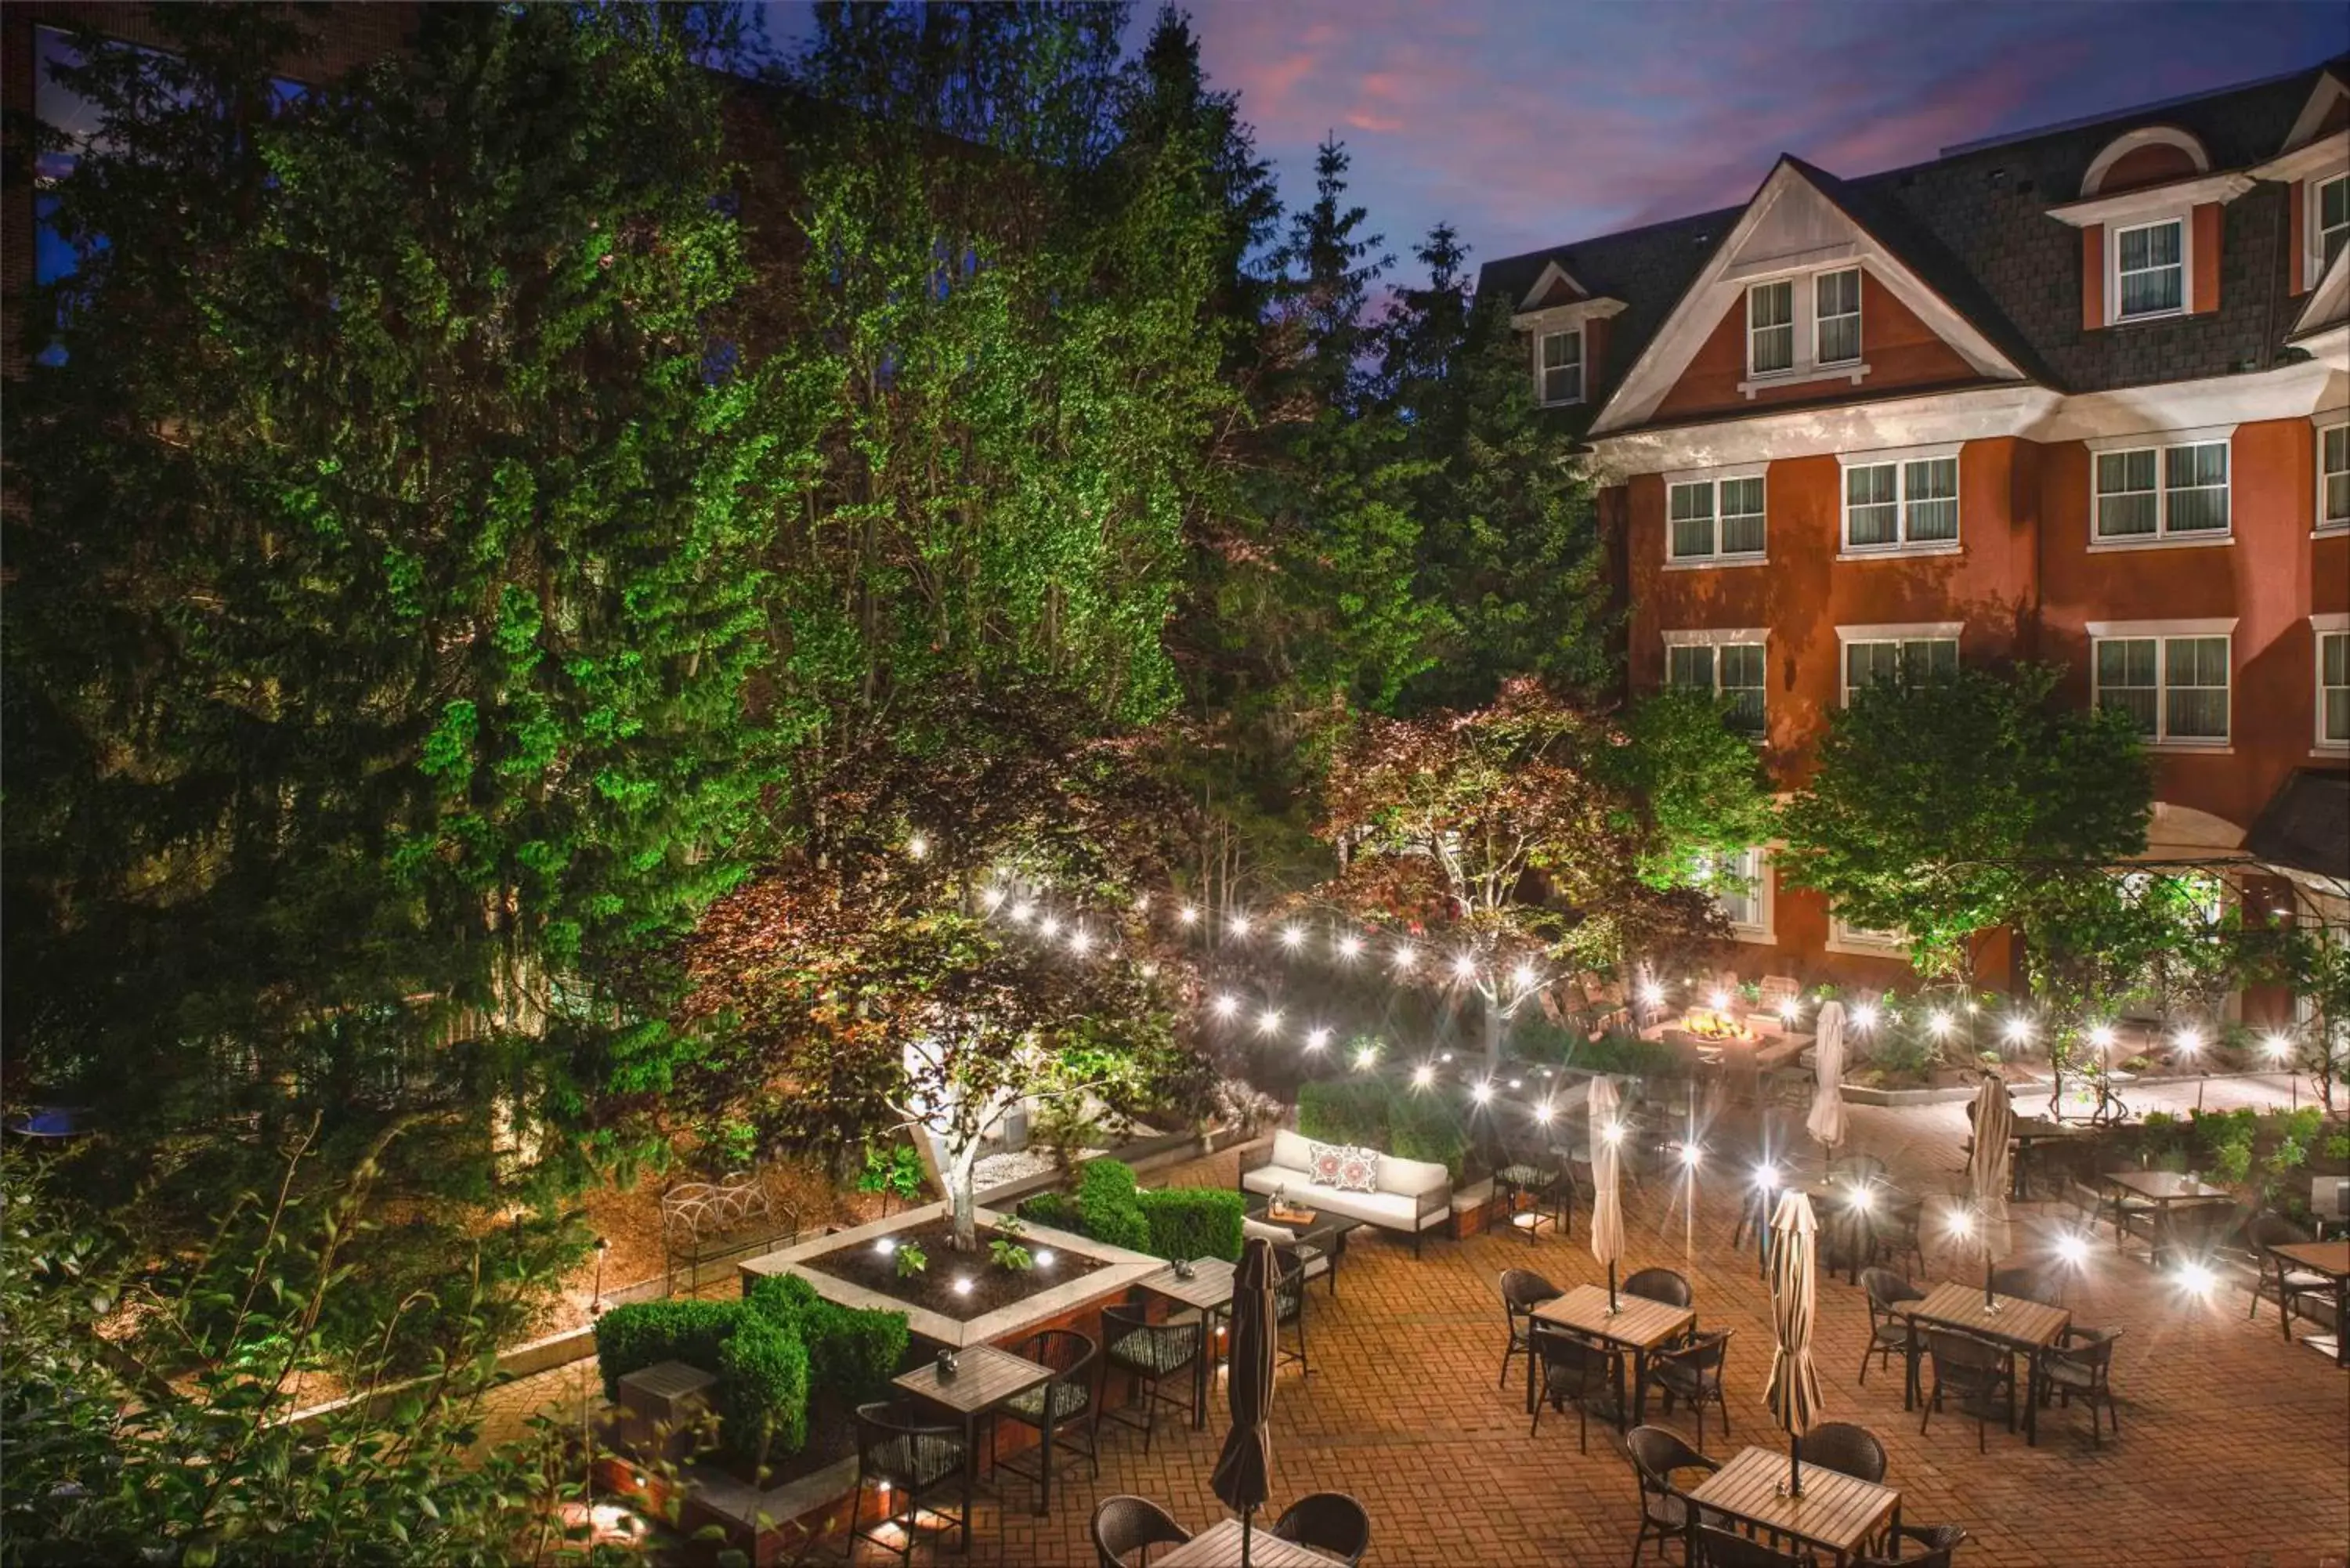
1665 637 1768 736
1814 268 1861 365
2319 173 2348 279
1699 846 1772 939
1540 327 1584 406
2093 632 2230 745
1667 475 1766 563
1829 912 1907 954
1748 280 1795 376
2092 435 2230 541
1842 455 1959 551
2115 218 2185 319
1841 635 1958 706
2319 422 2348 532
2318 620 2350 750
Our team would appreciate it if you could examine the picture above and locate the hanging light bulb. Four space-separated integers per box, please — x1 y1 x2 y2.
1392 946 1418 974
1011 901 1036 924
2088 1024 2115 1050
1337 934 1364 960
1640 981 1665 1006
1452 953 1477 981
1779 998 1801 1023
2262 1033 2292 1063
1535 1101 1555 1124
1412 1064 1435 1087
1851 1003 1879 1031
1353 1045 1378 1071
981 886 1006 910
1210 994 1239 1019
1068 927 1091 954
1513 963 1538 990
1472 1081 1494 1104
1256 1008 1282 1035
1305 1027 1332 1051
1227 912 1252 938
1278 924 1303 950
1178 905 1198 926
2003 1017 2034 1045
2175 1025 2204 1057
1038 916 1061 939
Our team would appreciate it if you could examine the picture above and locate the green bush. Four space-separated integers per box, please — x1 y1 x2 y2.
1137 1187 1245 1263
1075 1158 1152 1252
1016 1191 1081 1230
1387 1088 1470 1182
718 1311 811 1465
1296 1079 1388 1148
591 1298 743 1399
746 1271 909 1401
746 1270 824 1323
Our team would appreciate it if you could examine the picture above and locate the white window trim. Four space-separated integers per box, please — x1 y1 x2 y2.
1709 846 1776 944
2106 210 2194 326
1826 913 1909 958
1813 266 1864 368
2316 612 2350 753
2085 427 2234 547
1835 624 1962 707
1836 445 1963 556
1662 471 1769 566
1737 266 1873 396
2317 416 2350 534
2310 170 2350 293
2089 625 2234 750
1661 630 1770 739
1538 326 1585 408
1662 627 1772 647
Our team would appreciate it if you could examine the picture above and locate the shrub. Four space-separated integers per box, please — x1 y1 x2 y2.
1137 1187 1245 1262
592 1298 743 1399
1296 1078 1390 1148
1075 1158 1152 1252
718 1311 811 1465
1387 1088 1470 1182
746 1270 824 1323
1016 1191 1081 1230
800 1300 909 1401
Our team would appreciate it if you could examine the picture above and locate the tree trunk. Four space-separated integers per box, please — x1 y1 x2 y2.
1483 994 1504 1074
947 1134 982 1252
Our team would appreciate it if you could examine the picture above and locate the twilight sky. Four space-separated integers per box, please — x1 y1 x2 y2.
767 2 2349 280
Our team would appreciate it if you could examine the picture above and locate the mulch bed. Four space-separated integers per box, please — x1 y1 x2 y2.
804 1219 1108 1321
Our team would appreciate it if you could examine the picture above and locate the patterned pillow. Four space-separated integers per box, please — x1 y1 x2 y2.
1332 1147 1381 1194
1307 1140 1349 1187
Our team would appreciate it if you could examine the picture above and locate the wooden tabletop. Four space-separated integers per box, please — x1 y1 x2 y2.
1140 1257 1238 1313
2007 1116 2082 1140
891 1344 1052 1416
1906 1282 2070 1349
2271 1241 2350 1279
1155 1517 1347 1567
2103 1169 2231 1203
1531 1282 1695 1350
1690 1445 1900 1560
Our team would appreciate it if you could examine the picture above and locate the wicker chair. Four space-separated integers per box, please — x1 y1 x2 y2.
1652 1328 1734 1449
1853 1523 1969 1568
1987 1266 2059 1307
1492 1131 1577 1242
1624 1425 1722 1568
1497 1268 1563 1389
1530 1324 1622 1451
1272 1491 1372 1566
1090 1494 1190 1568
1688 1521 1817 1568
1274 1247 1311 1377
1918 1330 2016 1453
1858 1268 1923 1388
1101 1303 1202 1451
1866 1191 1927 1281
994 1329 1100 1515
1624 1266 1694 1309
1801 1420 1887 1483
2247 1212 2336 1341
851 1401 969 1563
2041 1324 2122 1447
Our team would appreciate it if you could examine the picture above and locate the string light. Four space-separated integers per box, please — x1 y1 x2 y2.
2175 1026 2204 1057
2262 1033 2292 1063
2003 1017 2034 1046
1601 1122 1624 1146
1337 934 1364 959
1472 1081 1493 1104
1513 963 1538 990
1928 1011 1952 1036
1305 1028 1332 1051
1279 924 1304 950
1067 927 1091 954
1256 1008 1282 1035
1708 990 1730 1013
2055 1234 2088 1266
1412 1064 1435 1087
2176 1261 2216 1297
1210 994 1239 1019
1507 1078 1522 1091
1011 901 1036 923
1851 1003 1879 1031
1535 1101 1554 1124
1451 953 1477 981
1391 946 1418 974
1439 1051 1453 1064
906 833 929 859
1679 1143 1703 1169
981 886 1006 910
1178 905 1198 925
1947 1208 1972 1237
1038 916 1061 938
1227 912 1252 938
1353 1045 1378 1071
1779 999 1800 1023
1754 1164 1780 1190
2088 1024 2115 1050
1640 981 1665 1006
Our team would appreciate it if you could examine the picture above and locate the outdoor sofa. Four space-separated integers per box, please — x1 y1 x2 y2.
1237 1129 1452 1256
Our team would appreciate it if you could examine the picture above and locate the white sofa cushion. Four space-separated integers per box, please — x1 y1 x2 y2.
1242 1156 1446 1232
1376 1152 1450 1201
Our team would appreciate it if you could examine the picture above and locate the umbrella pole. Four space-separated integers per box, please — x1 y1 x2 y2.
1788 1435 1802 1498
1984 1257 1997 1311
1607 1260 1618 1313
1242 1503 1252 1568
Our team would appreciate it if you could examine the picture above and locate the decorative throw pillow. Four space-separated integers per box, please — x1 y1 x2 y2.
1332 1147 1381 1194
1307 1140 1348 1187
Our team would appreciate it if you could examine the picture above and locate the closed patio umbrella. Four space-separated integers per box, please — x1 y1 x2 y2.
1211 1236 1280 1566
1589 1075 1625 1311
1765 1188 1825 1497
1967 1071 2016 1308
1807 1001 1850 1151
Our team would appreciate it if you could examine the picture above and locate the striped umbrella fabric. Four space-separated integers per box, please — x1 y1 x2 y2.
1807 1000 1850 1150
1211 1236 1280 1566
1588 1075 1625 1306
1766 1188 1825 1494
1968 1071 2016 1299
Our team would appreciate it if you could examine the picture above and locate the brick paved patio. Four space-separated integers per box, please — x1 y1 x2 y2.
490 1078 2350 1567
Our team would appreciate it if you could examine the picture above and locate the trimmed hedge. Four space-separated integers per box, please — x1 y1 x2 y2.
1074 1158 1152 1253
1019 1159 1242 1263
1387 1088 1470 1182
1298 1078 1470 1181
718 1311 810 1465
592 1298 741 1400
1138 1186 1245 1263
1015 1190 1081 1230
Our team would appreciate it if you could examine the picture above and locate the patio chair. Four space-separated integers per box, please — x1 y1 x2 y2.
1090 1494 1190 1568
1624 1266 1694 1309
1858 1268 1923 1388
1853 1523 1969 1568
1866 1191 1927 1280
1497 1267 1563 1390
1801 1420 1887 1483
851 1400 969 1563
994 1328 1100 1515
1918 1330 2016 1454
1987 1266 2059 1307
2158 1199 2244 1267
1530 1324 1623 1451
1651 1328 1734 1449
1273 1246 1311 1377
1624 1425 1722 1568
1101 1304 1202 1452
1493 1132 1577 1242
2247 1212 2336 1341
1687 1521 1817 1568
1827 1151 1890 1187
2041 1324 2122 1447
1272 1491 1371 1566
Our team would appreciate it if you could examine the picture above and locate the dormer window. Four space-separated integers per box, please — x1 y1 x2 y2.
2320 173 2348 277
1815 268 1861 363
1747 281 1794 375
2116 219 2185 318
1735 266 1872 395
1540 327 1585 406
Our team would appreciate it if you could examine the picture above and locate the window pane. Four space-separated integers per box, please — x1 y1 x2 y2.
2323 176 2348 270
2323 634 2350 743
2323 426 2348 526
2164 442 2229 533
1750 281 1794 374
2095 450 2158 537
1719 645 1766 733
2117 221 2183 316
2097 639 2157 735
1846 642 1900 698
1668 645 1716 692
2325 632 2349 688
1669 482 1716 558
1816 269 1861 364
1717 847 1763 928
2164 637 2229 739
1719 478 1766 555
1545 362 1583 403
1904 457 1958 542
1902 639 1958 684
1846 464 1899 547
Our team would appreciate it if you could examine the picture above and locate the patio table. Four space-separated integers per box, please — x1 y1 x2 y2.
2002 1116 2083 1200
1155 1517 1348 1566
1900 1281 2070 1446
1139 1257 1238 1430
1687 1443 1901 1567
2269 1240 2350 1367
1527 1282 1694 1428
892 1344 1054 1535
2100 1170 2231 1264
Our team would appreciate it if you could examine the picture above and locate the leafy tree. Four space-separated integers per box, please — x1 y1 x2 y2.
1777 663 2150 980
1315 680 1723 1068
1602 687 1781 893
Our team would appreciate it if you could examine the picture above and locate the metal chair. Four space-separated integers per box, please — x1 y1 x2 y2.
1651 1328 1734 1449
1624 1424 1722 1568
1867 1191 1927 1280
1858 1268 1923 1388
1623 1266 1694 1309
2041 1324 2122 1447
1853 1523 1969 1568
1497 1267 1562 1390
1918 1330 2016 1453
1272 1491 1372 1566
1090 1494 1190 1568
1273 1246 1311 1377
851 1400 969 1563
1987 1266 2059 1307
1529 1324 1622 1451
2247 1213 2334 1340
1688 1521 1816 1568
1101 1303 1202 1451
994 1328 1100 1515
1801 1420 1887 1483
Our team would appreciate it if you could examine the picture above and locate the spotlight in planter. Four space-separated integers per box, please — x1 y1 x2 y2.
1412 1064 1435 1088
2088 1024 2115 1050
1035 1249 1055 1267
1354 1045 1379 1071
1305 1027 1332 1052
2175 1026 2204 1057
1338 934 1364 959
1851 1003 1879 1031
906 833 928 859
1709 989 1730 1013
1928 1011 1952 1037
2262 1033 2292 1063
1211 994 1239 1020
1279 923 1303 950
876 1237 898 1255
953 1277 974 1297
1256 1008 1282 1035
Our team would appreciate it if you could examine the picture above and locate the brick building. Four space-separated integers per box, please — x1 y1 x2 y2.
1481 59 2350 1001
